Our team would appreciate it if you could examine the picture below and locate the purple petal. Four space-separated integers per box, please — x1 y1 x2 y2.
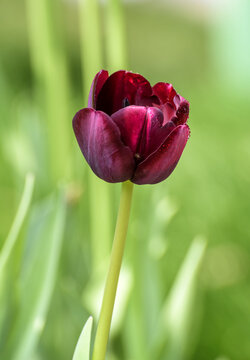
136 107 176 160
73 108 135 183
153 84 189 125
96 70 155 115
111 106 148 154
132 125 190 185
152 82 177 104
173 96 190 125
157 102 177 125
88 70 109 108
112 106 176 161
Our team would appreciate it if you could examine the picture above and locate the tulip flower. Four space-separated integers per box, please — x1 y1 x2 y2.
73 70 191 360
73 70 190 185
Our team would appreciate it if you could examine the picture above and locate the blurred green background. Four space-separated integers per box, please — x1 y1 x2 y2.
0 0 250 359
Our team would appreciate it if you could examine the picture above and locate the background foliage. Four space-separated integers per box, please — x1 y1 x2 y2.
0 0 250 359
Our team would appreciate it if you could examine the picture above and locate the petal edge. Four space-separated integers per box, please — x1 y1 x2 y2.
73 108 135 183
88 70 109 108
132 124 190 185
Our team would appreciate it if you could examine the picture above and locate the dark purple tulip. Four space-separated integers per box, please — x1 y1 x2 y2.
73 70 190 184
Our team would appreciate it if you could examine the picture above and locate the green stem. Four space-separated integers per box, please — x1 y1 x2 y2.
92 181 134 360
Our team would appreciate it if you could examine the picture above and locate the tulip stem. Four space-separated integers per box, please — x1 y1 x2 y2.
92 181 134 360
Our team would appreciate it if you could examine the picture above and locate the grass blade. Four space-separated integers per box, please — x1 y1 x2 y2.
73 316 93 360
0 173 35 274
78 0 112 269
106 0 127 71
5 189 66 360
165 236 206 360
152 236 207 360
26 0 71 181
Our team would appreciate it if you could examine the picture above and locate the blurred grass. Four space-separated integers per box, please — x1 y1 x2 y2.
73 316 93 360
0 1 250 360
4 189 66 360
78 0 113 270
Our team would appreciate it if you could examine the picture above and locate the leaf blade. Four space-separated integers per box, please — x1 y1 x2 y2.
5 189 66 360
73 316 93 360
0 173 35 274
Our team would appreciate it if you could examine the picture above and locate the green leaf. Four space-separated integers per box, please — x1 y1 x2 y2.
164 236 206 360
5 189 66 360
152 236 207 360
72 316 93 360
0 173 35 276
0 173 35 347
